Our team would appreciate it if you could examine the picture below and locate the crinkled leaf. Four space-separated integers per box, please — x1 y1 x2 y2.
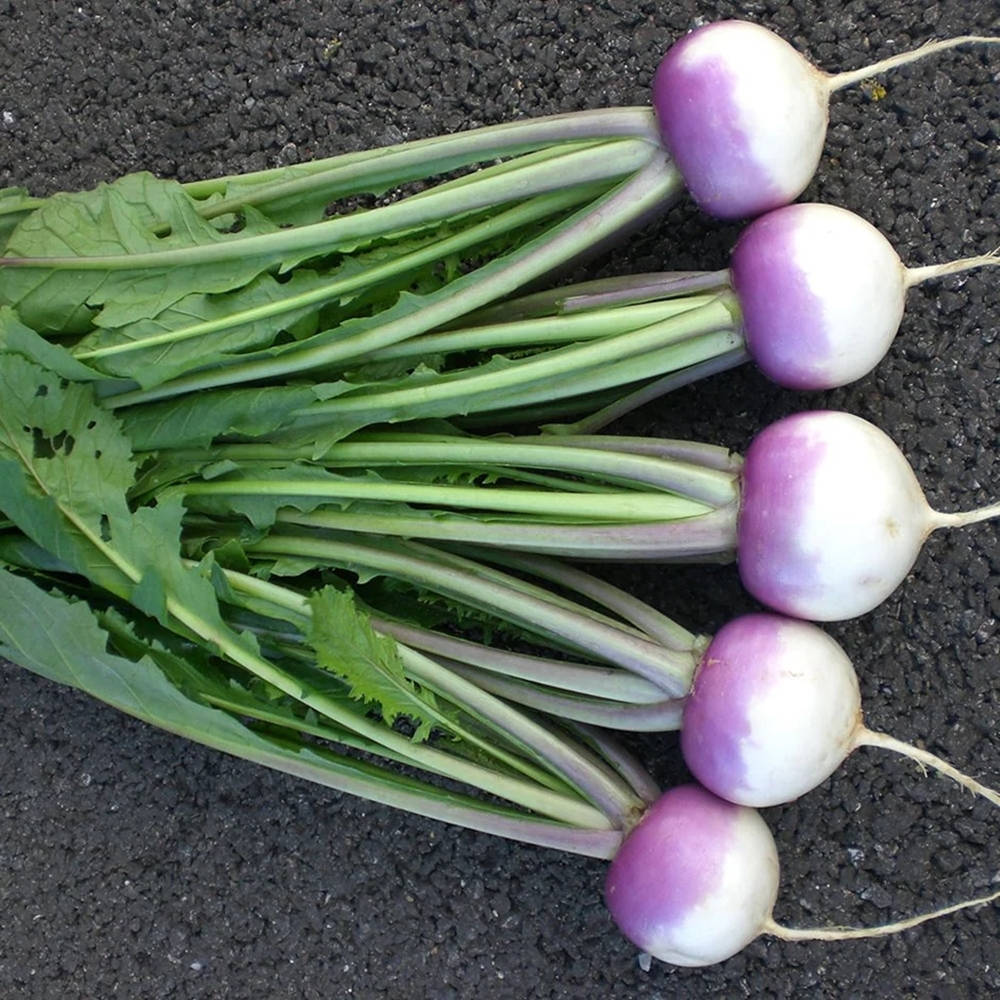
0 353 260 661
307 585 439 741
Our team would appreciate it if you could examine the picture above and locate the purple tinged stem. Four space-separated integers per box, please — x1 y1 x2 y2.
187 106 664 208
288 504 739 562
252 531 695 694
467 548 699 654
534 434 742 472
560 269 732 312
566 723 662 807
369 614 667 704
446 660 686 732
397 646 643 824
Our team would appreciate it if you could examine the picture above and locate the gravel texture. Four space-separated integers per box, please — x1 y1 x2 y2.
1 1 999 997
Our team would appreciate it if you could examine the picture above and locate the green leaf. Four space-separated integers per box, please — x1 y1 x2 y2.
72 223 460 389
0 352 263 665
0 306 127 386
0 566 561 835
74 270 323 387
0 173 282 334
0 186 44 245
307 586 441 741
118 383 332 451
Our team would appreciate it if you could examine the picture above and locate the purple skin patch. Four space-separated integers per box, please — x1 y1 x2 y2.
652 29 782 220
681 615 782 799
737 414 827 615
604 784 739 951
730 207 833 390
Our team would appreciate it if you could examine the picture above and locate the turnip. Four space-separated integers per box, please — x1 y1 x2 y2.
605 783 1000 967
168 410 998 622
4 23 995 410
226 201 994 440
736 410 999 620
652 21 999 219
682 613 1000 809
728 202 998 390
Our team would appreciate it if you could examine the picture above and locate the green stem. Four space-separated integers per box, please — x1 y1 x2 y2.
248 531 695 695
535 435 742 473
290 294 739 428
548 347 750 434
445 660 686 731
363 297 717 362
180 476 711 522
282 739 625 860
459 548 700 653
223 570 634 800
76 186 600 363
4 139 654 273
397 646 643 822
107 156 685 405
1 420 608 826
464 269 729 324
568 724 662 808
169 703 627 856
186 106 662 211
368 616 667 703
213 567 603 800
218 562 642 821
265 433 739 507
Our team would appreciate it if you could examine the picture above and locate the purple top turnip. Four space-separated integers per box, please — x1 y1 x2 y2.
653 20 998 219
605 779 1000 968
605 784 780 966
681 613 1000 810
737 410 999 621
729 203 998 390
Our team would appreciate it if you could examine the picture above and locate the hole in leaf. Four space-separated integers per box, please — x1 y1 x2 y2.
52 431 69 454
35 384 49 397
99 514 111 542
31 428 55 460
86 420 97 430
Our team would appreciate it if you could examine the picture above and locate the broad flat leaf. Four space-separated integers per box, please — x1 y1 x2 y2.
73 270 323 387
118 382 342 451
0 306 125 385
0 173 282 334
0 186 43 245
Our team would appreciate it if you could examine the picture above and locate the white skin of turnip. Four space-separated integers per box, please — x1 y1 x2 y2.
737 410 1000 621
728 202 999 390
680 613 1000 809
652 21 998 219
604 780 1000 968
